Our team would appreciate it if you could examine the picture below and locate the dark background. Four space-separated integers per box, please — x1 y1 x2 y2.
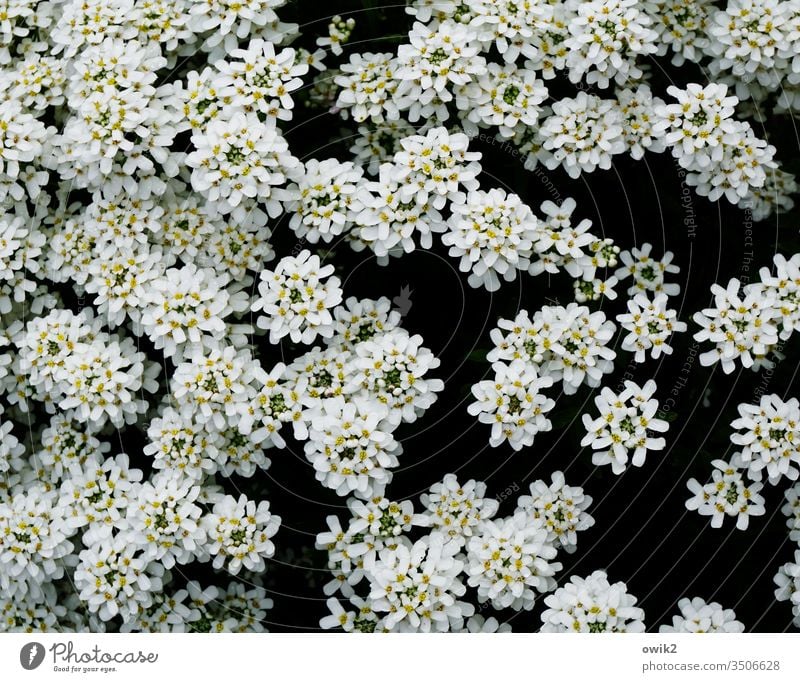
50 1 800 632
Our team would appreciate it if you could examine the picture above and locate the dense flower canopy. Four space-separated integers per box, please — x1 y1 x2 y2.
0 0 799 634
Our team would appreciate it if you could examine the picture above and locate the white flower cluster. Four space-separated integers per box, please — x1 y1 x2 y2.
540 570 645 633
528 198 623 301
680 391 800 626
486 303 618 397
694 253 800 374
655 83 778 207
685 458 766 531
775 548 800 628
318 470 596 632
581 380 669 475
0 0 796 636
659 597 745 633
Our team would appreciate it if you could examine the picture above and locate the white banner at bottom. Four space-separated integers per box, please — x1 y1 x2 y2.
0 633 797 681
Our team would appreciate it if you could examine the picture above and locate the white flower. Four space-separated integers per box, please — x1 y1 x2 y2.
315 515 369 598
573 276 618 303
0 486 74 600
119 587 197 633
74 532 164 623
537 92 625 178
730 395 800 484
176 66 227 131
352 162 444 264
215 426 272 478
581 380 669 475
155 189 217 264
521 1 573 78
456 62 548 139
654 83 739 161
416 473 499 546
616 85 668 159
615 243 681 297
406 0 473 24
394 20 485 122
367 534 474 632
319 597 357 632
66 37 165 102
541 570 646 632
215 582 275 633
442 187 538 291
706 0 792 96
564 0 658 88
467 513 561 610
122 472 206 568
237 361 307 447
644 0 713 66
315 493 418 598
349 120 418 175
693 278 779 373
486 305 617 394
214 40 307 122
188 0 288 55
685 458 766 530
467 0 542 62
285 158 364 244
464 614 512 633
468 359 555 451
1 50 67 111
0 212 46 310
391 126 481 209
782 483 800 543
349 329 444 426
330 296 402 350
57 337 159 430
348 494 418 542
285 345 357 404
0 586 67 633
773 549 800 627
201 493 280 575
617 292 687 362
171 345 260 430
758 252 800 339
320 595 385 632
58 454 143 538
130 0 195 54
143 407 219 480
50 0 136 58
539 304 618 393
0 98 51 204
304 395 402 499
194 203 275 282
0 408 25 476
186 112 300 216
251 250 343 344
83 247 165 327
683 121 777 205
515 471 595 553
31 417 111 488
139 264 247 358
743 169 797 221
529 198 617 281
334 52 399 123
659 597 745 633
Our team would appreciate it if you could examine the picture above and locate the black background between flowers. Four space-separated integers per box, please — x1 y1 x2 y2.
51 0 800 631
